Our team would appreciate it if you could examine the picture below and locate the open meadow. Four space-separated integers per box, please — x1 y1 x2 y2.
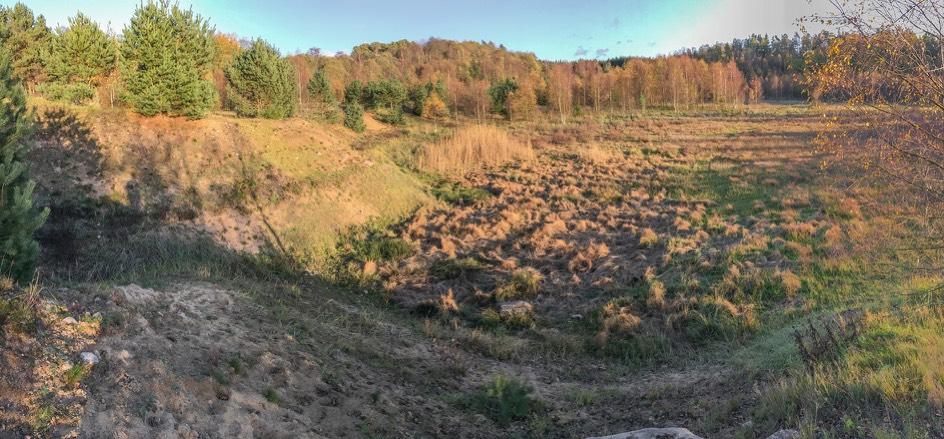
3 1 944 437
4 101 940 438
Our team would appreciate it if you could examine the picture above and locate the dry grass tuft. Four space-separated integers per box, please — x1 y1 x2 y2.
418 124 534 175
778 270 803 296
638 228 660 248
646 279 666 310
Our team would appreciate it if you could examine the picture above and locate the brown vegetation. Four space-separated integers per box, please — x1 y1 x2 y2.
418 124 534 175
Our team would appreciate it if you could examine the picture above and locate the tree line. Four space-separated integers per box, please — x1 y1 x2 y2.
0 1 764 130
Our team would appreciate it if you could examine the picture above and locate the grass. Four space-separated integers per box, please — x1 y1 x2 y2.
26 101 944 437
752 303 944 437
495 269 543 301
430 257 485 280
426 176 492 205
418 124 534 175
459 375 542 426
328 220 414 285
0 282 40 333
63 364 87 388
263 387 281 404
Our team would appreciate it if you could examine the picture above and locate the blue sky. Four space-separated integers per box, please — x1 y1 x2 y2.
9 0 830 60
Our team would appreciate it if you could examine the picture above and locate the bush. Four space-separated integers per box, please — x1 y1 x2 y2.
343 101 366 133
361 79 406 111
462 375 541 426
119 0 216 118
0 55 49 283
374 108 405 125
225 39 298 119
421 93 449 119
35 82 96 104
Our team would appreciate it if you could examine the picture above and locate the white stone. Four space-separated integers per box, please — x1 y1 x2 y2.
80 351 100 365
766 430 801 439
62 317 79 325
499 301 533 315
586 428 704 439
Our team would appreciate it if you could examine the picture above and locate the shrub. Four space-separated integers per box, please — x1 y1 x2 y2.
119 0 216 118
35 82 95 104
374 107 405 125
361 79 406 111
343 101 366 132
418 125 534 175
421 93 449 118
0 54 48 283
463 375 541 426
225 39 297 119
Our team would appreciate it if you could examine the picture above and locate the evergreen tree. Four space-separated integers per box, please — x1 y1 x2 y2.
119 0 216 118
344 80 363 104
488 78 518 119
0 54 48 283
225 39 297 119
343 101 366 133
306 66 339 122
45 12 116 86
0 3 52 88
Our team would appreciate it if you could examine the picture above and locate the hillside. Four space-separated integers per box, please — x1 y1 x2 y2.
27 100 436 275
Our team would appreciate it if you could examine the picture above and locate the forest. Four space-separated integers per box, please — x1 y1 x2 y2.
0 1 831 127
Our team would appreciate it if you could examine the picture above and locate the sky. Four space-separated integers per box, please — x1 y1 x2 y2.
8 0 832 60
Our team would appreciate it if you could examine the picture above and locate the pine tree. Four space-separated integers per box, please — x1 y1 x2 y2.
306 66 339 122
0 54 48 283
343 101 366 133
225 39 297 119
0 3 52 89
119 0 216 118
45 12 116 86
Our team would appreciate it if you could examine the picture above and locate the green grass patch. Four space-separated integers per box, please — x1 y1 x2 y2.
458 375 542 426
494 269 543 301
430 257 485 280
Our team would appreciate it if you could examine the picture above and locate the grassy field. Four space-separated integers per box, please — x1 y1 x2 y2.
2 103 941 438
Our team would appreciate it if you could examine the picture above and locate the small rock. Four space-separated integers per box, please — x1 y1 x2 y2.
62 317 79 325
586 428 704 439
499 301 533 315
766 430 801 439
80 352 100 365
111 349 132 362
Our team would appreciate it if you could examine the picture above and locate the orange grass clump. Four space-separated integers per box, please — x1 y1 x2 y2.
418 124 534 175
